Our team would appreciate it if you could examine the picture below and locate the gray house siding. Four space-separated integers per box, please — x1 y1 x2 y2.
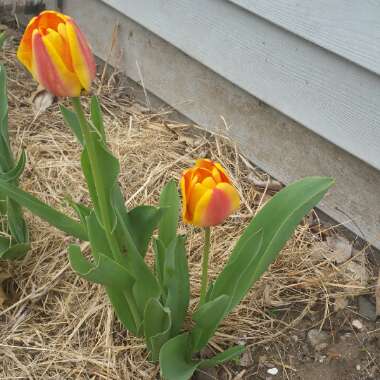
57 0 380 249
101 0 380 171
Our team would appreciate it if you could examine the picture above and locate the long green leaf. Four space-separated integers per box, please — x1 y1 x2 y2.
80 135 119 227
85 210 141 335
106 287 139 336
0 150 26 182
159 333 198 380
190 295 230 353
0 32 6 49
209 230 263 314
0 180 88 240
124 205 164 257
211 176 334 311
68 244 132 288
60 104 83 145
113 203 161 315
144 298 172 362
199 345 245 369
7 199 28 243
158 180 180 247
0 132 13 173
90 96 106 141
159 333 243 379
0 241 30 260
0 64 8 135
163 236 189 336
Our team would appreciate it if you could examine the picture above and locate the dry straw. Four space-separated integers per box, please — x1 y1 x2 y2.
0 36 372 379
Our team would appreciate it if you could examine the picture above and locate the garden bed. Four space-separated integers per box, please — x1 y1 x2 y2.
0 22 379 379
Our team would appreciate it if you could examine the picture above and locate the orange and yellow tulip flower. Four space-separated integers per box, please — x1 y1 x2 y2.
180 159 240 227
17 11 96 97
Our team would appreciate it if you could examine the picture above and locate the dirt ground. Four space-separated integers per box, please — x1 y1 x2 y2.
0 19 379 380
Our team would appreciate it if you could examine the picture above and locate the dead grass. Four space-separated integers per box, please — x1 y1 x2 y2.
0 33 373 379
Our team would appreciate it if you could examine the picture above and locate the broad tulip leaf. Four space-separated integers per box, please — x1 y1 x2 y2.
90 96 106 141
0 244 30 260
163 236 189 336
199 345 245 369
0 240 30 260
66 198 91 230
86 211 112 259
81 149 99 215
0 133 13 173
159 333 199 380
7 198 28 243
85 211 141 335
144 298 172 362
209 230 263 314
0 180 88 240
0 150 26 182
0 193 6 214
153 238 165 286
68 244 132 288
190 295 230 353
81 135 119 228
60 105 83 146
214 177 333 311
0 32 6 49
106 287 139 336
124 205 164 257
114 204 161 315
0 64 10 143
158 180 179 247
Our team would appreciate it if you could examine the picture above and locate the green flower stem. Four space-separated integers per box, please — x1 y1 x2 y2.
71 97 141 327
199 227 211 306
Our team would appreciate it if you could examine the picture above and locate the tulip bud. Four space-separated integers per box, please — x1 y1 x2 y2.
180 159 240 227
17 10 96 97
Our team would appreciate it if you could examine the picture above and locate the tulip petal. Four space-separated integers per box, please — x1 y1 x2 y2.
202 176 216 189
180 175 190 223
17 16 39 72
214 162 230 182
193 188 231 227
215 182 240 212
45 27 74 72
32 30 81 97
188 182 209 220
65 18 96 91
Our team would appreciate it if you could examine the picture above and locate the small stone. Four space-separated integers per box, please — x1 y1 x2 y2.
307 329 330 351
267 368 278 376
356 364 361 371
352 319 364 330
318 355 326 363
358 296 377 321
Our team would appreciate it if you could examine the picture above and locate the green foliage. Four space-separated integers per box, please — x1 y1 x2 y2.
0 32 6 49
160 176 334 379
0 83 334 379
0 63 29 260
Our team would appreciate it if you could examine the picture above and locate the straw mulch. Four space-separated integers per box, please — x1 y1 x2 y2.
0 33 374 379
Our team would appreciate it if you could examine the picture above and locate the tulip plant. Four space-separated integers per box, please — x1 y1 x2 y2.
0 10 335 379
0 33 30 260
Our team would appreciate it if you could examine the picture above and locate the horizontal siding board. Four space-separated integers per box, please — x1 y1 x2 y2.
62 0 380 249
101 0 380 170
229 0 380 76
